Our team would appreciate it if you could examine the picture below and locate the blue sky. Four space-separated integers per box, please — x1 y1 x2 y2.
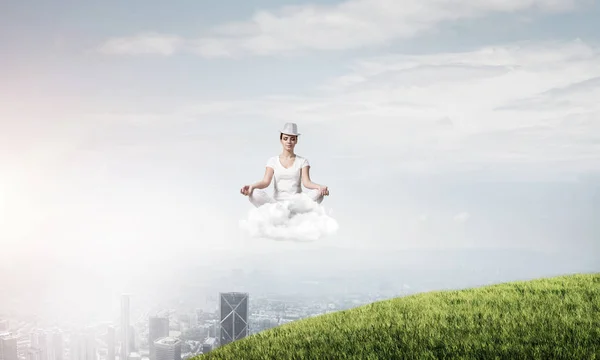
1 0 599 281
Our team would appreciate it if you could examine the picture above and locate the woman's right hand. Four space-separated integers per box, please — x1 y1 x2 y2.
240 185 253 196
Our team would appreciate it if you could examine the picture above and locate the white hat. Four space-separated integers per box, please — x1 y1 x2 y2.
280 122 301 136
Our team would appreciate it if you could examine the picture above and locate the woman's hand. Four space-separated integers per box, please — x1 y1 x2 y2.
319 186 329 196
240 185 254 196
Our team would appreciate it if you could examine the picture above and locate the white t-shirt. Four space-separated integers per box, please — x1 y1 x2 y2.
266 155 310 201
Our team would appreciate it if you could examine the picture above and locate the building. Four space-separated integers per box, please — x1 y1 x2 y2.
218 292 249 346
206 323 217 339
188 314 197 328
148 317 169 360
69 332 81 360
52 329 64 360
106 326 115 360
121 294 130 360
127 353 140 360
1 335 18 360
200 338 216 354
70 332 82 360
29 331 39 350
128 325 137 353
37 331 48 360
27 348 40 360
83 327 96 360
153 338 181 360
0 321 8 332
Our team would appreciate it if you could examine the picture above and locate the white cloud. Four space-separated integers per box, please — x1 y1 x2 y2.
97 32 184 55
96 0 589 57
239 193 339 242
171 40 600 177
454 212 471 223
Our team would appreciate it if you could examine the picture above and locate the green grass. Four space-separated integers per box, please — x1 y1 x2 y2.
196 273 600 359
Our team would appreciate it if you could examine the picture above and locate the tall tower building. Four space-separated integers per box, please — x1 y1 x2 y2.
153 338 180 360
52 329 64 360
128 325 136 353
68 333 78 360
218 292 249 346
148 317 169 360
69 332 85 360
0 320 8 332
120 294 130 360
83 327 96 360
106 326 115 360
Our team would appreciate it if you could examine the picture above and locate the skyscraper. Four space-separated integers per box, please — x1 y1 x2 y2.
69 332 79 360
128 325 136 353
120 294 130 360
148 317 169 360
106 326 115 360
52 330 64 360
218 292 249 346
83 327 96 360
69 331 86 360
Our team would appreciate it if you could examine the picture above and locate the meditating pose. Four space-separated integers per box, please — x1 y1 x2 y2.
240 122 330 207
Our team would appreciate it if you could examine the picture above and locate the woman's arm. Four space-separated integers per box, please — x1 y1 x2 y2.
251 167 275 189
301 166 322 189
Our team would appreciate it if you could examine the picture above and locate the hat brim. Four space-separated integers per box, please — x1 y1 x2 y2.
280 131 300 136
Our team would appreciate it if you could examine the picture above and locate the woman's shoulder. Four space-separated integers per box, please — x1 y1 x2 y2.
266 156 278 167
296 155 310 166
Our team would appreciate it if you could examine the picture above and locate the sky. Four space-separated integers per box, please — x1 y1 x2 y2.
1 0 600 317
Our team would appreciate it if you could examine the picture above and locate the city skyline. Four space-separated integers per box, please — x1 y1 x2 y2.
1 286 381 358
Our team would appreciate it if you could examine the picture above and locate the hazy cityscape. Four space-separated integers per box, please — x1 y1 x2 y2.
2 245 598 359
0 288 396 359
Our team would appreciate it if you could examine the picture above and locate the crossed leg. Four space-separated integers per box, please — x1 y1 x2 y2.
248 189 277 208
248 189 324 208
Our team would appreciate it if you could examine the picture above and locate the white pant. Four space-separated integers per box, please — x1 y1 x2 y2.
249 189 324 208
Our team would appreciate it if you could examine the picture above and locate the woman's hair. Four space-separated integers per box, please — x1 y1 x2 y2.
280 133 298 140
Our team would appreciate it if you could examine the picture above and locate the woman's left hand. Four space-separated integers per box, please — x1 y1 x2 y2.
319 186 329 196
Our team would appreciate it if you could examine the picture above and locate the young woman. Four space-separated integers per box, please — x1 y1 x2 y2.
240 123 330 207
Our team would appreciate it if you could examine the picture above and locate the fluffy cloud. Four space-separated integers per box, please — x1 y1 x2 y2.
96 0 588 57
239 193 339 242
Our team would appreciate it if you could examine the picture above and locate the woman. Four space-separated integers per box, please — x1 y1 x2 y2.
240 123 330 207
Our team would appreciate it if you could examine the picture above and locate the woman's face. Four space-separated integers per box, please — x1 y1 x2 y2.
280 133 298 151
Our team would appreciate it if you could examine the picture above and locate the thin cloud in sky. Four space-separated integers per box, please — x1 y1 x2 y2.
160 40 600 178
97 32 184 56
95 0 591 57
454 212 471 223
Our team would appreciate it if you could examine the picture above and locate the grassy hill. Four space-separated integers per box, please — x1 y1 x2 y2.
196 273 600 359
